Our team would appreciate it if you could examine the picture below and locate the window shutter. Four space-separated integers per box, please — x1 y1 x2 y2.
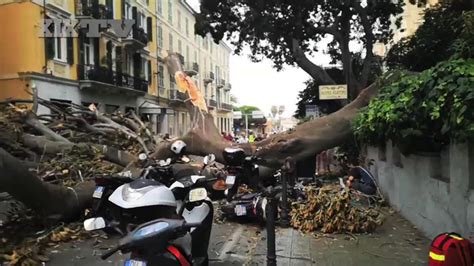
93 38 100 67
106 0 114 19
45 37 55 60
133 53 141 77
67 37 74 65
132 6 137 22
116 46 122 73
147 60 152 83
147 17 152 41
121 1 125 19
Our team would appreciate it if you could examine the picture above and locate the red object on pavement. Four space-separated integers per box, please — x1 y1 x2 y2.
429 232 473 266
166 245 191 266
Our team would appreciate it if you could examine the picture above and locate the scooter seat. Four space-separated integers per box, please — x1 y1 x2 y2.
223 147 246 166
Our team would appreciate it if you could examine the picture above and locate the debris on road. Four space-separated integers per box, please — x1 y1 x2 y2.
290 184 385 234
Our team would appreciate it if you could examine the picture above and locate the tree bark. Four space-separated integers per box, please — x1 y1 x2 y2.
291 39 336 85
0 147 94 221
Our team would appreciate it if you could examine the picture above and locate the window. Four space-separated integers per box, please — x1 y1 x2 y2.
178 39 182 54
168 0 172 23
158 63 164 87
138 12 146 32
157 0 162 14
186 45 189 62
169 33 173 51
157 25 163 48
83 38 94 65
185 17 189 36
54 37 66 61
178 10 181 31
124 3 131 19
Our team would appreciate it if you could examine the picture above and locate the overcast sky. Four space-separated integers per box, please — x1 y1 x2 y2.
187 0 332 118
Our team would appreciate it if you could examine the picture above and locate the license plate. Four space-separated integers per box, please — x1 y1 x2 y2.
125 259 147 266
226 175 236 185
234 205 247 216
92 186 104 199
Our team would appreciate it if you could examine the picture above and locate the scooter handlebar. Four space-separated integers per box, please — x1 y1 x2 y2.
101 245 120 260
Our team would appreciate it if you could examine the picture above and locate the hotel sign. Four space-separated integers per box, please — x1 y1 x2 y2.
319 85 348 100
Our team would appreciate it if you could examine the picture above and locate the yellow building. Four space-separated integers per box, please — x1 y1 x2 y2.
0 0 233 137
373 0 440 57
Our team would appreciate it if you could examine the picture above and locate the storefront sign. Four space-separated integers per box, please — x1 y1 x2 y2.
319 85 348 100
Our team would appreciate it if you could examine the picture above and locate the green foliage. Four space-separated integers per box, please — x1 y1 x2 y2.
237 105 260 114
353 59 474 153
386 1 473 71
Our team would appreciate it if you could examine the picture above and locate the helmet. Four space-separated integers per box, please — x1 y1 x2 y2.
171 140 187 155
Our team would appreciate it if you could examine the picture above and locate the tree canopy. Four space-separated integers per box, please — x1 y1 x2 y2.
196 0 405 98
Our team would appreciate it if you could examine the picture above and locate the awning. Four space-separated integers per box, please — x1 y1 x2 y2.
139 102 163 114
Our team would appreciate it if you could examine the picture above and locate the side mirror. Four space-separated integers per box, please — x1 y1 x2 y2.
83 217 106 231
138 153 147 161
189 188 208 202
203 154 215 165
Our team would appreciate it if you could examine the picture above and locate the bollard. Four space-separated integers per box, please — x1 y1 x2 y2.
266 186 277 266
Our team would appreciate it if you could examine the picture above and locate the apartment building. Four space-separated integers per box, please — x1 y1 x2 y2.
154 0 233 137
373 0 440 57
0 0 233 137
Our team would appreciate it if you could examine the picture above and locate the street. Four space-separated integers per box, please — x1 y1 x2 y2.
47 209 429 265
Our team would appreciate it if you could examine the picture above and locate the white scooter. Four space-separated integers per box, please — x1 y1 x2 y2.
84 154 216 265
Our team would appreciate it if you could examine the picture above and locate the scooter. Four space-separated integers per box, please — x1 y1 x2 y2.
85 179 212 265
101 218 201 266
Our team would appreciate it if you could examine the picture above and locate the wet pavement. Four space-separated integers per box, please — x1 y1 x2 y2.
46 208 429 265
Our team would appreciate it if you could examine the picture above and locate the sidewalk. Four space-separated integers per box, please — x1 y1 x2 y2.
47 209 428 265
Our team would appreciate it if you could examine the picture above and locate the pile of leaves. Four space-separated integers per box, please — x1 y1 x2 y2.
290 185 384 234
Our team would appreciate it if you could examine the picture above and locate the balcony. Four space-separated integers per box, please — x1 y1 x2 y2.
217 79 226 89
184 62 199 76
169 89 187 103
220 103 233 111
123 27 149 49
75 0 111 19
224 82 232 92
208 99 217 108
78 65 148 93
204 71 215 84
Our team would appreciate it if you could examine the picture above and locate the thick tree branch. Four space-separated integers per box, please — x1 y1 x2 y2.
291 39 336 84
355 4 375 89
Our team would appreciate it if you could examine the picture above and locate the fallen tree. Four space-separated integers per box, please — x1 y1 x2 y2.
0 53 397 223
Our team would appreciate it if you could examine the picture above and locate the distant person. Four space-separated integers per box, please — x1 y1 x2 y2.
248 132 255 143
225 133 234 142
346 166 377 195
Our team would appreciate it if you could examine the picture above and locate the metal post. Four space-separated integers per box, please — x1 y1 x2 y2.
279 169 290 228
266 187 277 266
245 113 249 136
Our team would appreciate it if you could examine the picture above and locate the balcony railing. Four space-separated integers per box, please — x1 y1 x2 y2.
217 78 226 88
184 62 199 76
75 0 111 18
208 99 217 108
224 82 232 91
132 27 149 45
78 65 148 93
169 89 187 102
221 103 233 111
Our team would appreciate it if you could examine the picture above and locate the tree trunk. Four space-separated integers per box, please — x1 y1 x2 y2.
0 147 94 221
